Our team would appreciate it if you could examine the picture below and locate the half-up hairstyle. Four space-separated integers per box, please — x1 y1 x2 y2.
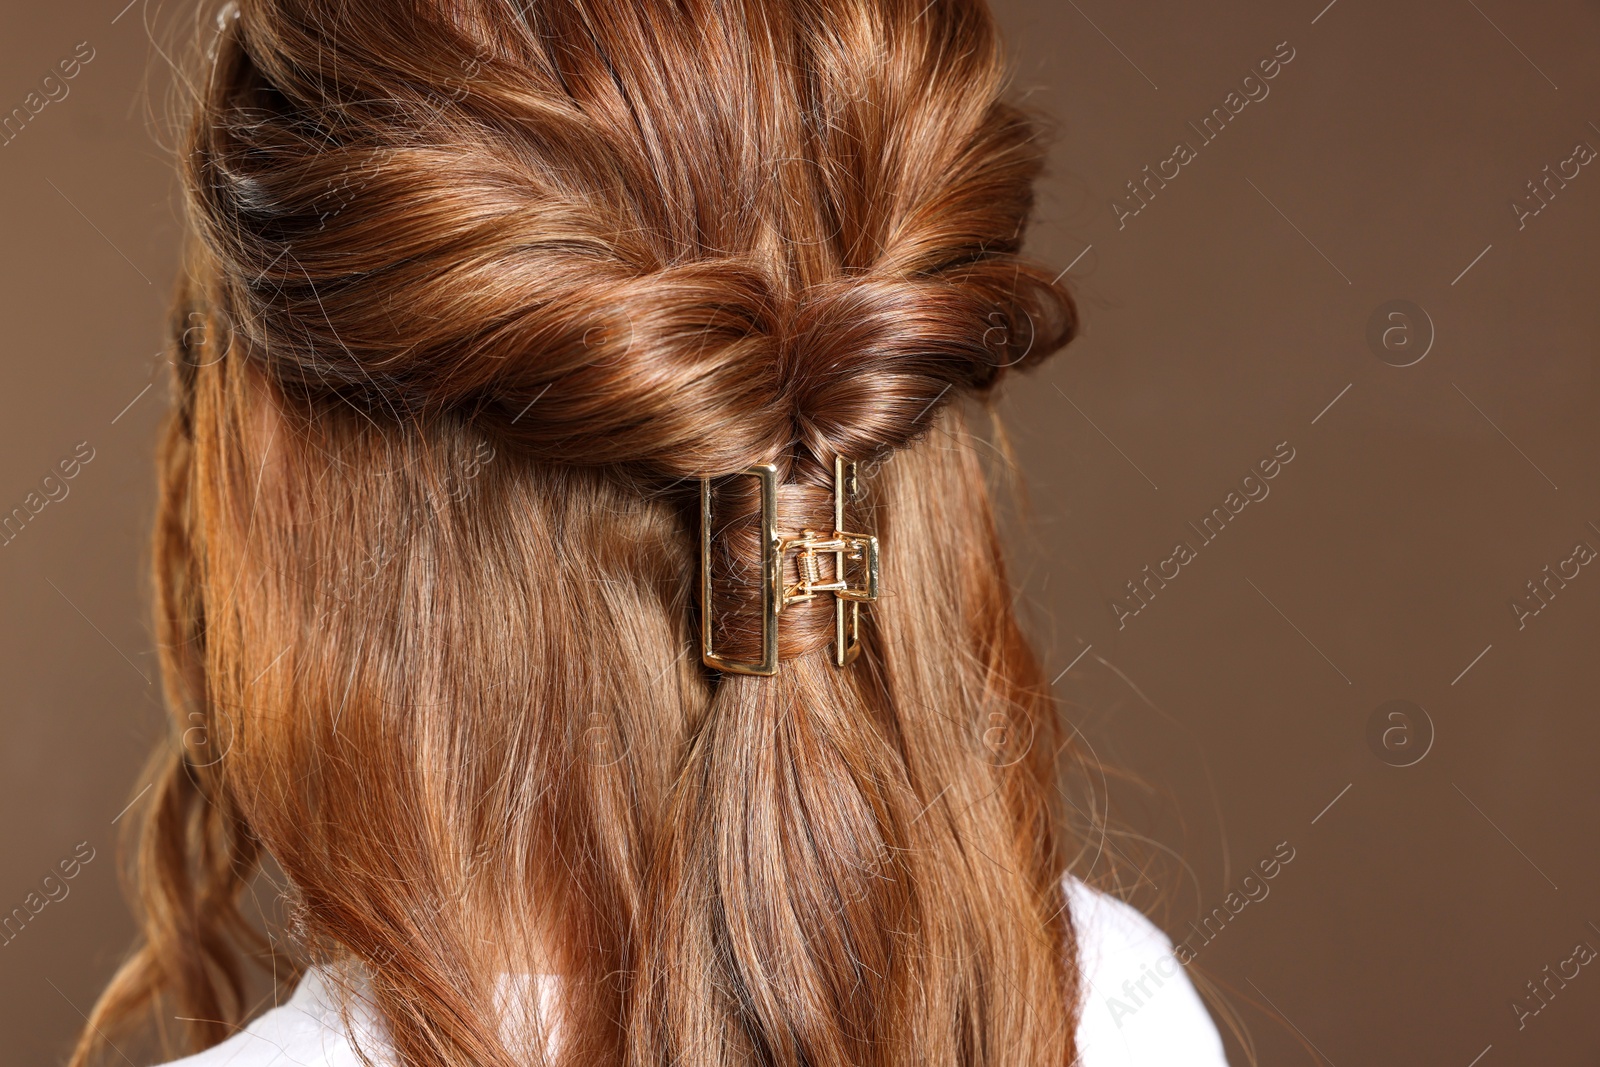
75 1 1081 1065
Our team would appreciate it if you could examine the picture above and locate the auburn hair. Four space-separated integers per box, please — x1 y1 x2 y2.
75 1 1082 1065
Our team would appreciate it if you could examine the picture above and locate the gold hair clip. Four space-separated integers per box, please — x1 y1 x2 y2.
700 456 879 676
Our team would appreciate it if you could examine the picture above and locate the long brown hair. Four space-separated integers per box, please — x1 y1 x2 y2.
75 1 1081 1065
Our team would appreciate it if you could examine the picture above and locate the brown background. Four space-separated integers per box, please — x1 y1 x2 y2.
2 0 1597 1063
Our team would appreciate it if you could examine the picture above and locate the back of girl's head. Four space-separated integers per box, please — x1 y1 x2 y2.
77 2 1080 1065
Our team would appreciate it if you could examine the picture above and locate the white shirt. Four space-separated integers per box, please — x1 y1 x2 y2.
159 878 1227 1067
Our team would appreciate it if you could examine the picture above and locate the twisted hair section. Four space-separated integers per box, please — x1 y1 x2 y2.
73 1 1082 1066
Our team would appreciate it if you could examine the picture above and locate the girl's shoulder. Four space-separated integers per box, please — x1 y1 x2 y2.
155 966 379 1067
156 877 1230 1067
1066 876 1231 1066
